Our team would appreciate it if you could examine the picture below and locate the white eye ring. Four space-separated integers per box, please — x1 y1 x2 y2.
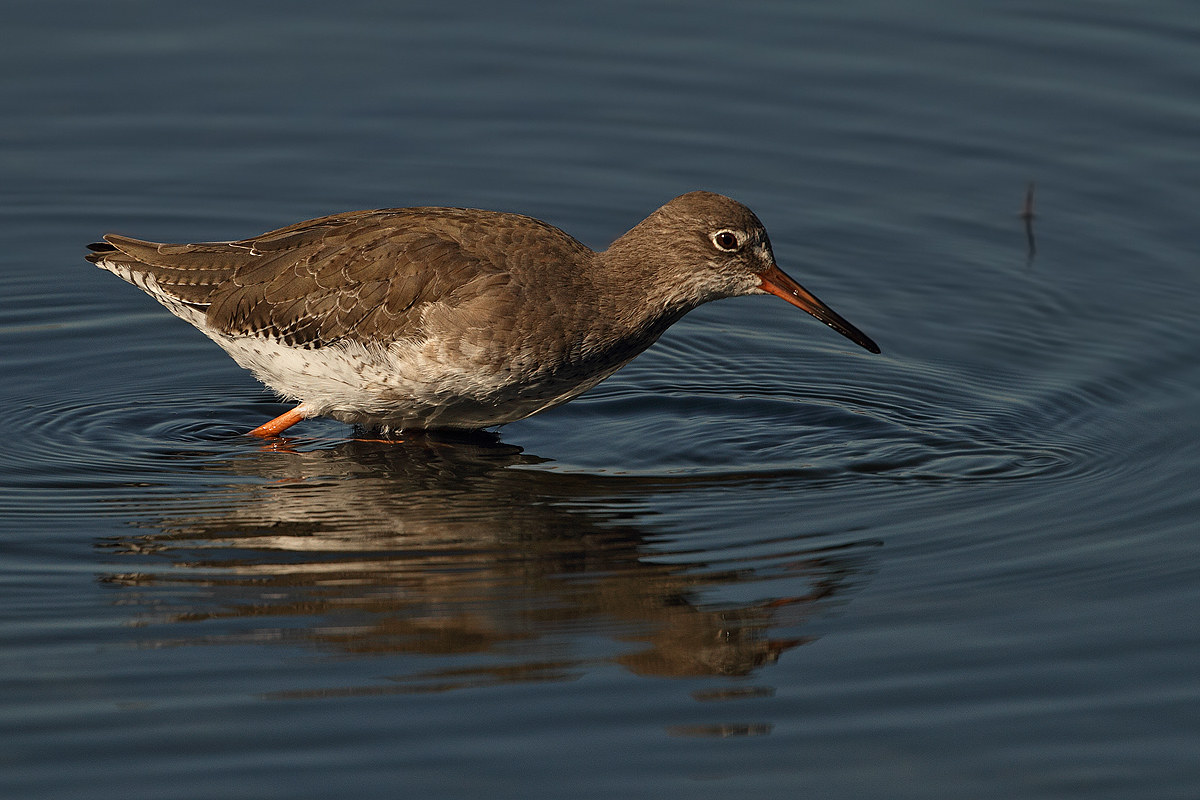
711 229 741 252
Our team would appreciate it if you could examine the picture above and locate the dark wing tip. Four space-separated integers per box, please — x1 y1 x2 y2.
86 240 116 253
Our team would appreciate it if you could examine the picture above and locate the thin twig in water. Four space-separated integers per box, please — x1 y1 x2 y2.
1020 181 1037 263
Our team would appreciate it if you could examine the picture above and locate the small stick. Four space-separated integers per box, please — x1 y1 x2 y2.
1020 181 1036 220
1020 181 1037 262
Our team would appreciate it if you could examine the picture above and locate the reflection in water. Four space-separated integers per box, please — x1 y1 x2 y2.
98 435 875 706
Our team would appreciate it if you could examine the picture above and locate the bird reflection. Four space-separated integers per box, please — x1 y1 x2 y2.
98 434 874 695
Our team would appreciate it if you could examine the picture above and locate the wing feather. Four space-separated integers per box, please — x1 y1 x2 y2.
90 207 594 349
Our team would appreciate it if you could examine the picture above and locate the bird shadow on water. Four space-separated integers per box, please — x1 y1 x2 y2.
81 337 1110 732
95 431 879 712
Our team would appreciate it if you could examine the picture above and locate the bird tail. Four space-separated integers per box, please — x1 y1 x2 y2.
86 234 239 314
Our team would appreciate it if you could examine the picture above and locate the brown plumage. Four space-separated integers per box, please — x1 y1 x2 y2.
87 191 878 435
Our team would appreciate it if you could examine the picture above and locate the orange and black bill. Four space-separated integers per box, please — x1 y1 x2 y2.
757 265 880 354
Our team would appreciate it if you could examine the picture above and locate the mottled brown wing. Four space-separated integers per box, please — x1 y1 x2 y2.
91 206 593 349
204 210 516 347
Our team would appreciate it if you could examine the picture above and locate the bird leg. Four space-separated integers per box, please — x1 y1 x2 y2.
248 404 310 437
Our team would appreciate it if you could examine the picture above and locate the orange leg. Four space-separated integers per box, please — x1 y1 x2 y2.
248 403 310 438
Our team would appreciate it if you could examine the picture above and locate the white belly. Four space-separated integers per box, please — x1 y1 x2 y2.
209 329 621 430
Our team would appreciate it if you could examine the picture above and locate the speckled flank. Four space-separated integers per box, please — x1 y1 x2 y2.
205 330 629 429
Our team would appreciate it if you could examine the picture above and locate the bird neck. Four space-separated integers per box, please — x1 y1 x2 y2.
594 236 706 325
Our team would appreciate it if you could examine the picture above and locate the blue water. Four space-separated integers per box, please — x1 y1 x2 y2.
3 1 1199 798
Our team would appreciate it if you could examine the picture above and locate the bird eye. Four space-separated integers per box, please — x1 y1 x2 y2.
712 230 740 251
